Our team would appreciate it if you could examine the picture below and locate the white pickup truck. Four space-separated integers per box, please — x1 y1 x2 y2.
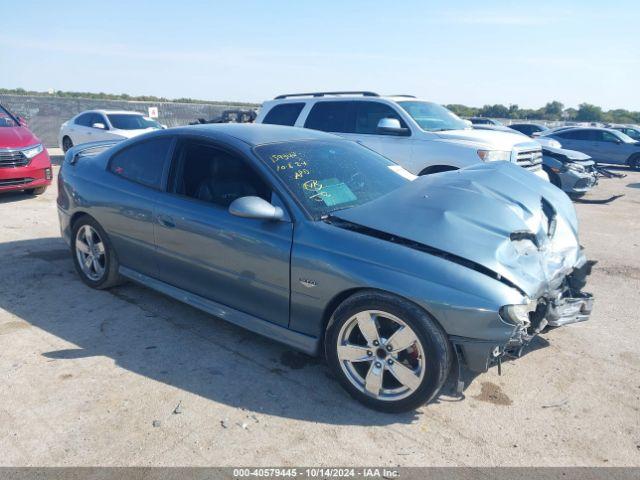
255 91 548 180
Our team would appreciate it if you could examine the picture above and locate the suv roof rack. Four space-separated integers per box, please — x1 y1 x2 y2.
274 91 380 99
389 94 416 98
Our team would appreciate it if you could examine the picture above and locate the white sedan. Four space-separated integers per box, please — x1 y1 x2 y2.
59 110 164 152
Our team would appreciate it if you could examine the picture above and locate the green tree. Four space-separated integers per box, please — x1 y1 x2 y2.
542 101 564 120
576 103 603 122
479 104 510 118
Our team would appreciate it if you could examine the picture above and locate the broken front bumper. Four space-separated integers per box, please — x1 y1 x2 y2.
454 261 595 374
546 293 594 327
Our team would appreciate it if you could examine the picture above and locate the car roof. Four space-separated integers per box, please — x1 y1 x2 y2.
265 93 432 104
169 123 339 146
78 110 144 116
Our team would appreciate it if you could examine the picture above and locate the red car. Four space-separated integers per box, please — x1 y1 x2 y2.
0 104 52 195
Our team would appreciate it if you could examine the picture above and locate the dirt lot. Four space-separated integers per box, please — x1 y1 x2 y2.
1 159 639 467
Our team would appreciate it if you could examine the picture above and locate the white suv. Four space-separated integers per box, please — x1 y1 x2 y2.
256 92 547 179
59 110 164 152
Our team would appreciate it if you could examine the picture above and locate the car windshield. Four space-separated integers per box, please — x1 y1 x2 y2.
107 114 159 130
0 105 19 127
255 140 412 219
613 130 636 143
397 101 469 132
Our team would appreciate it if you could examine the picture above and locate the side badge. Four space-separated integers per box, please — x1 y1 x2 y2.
299 278 317 288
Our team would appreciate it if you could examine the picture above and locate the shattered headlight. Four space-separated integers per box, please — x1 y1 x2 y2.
500 301 537 327
22 144 43 159
477 150 511 162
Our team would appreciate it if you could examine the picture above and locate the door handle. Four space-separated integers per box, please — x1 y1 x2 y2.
157 214 176 228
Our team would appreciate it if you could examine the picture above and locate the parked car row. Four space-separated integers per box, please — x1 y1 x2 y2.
54 91 597 412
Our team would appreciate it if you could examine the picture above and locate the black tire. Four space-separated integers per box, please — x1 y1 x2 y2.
628 154 640 171
71 215 122 289
62 136 73 153
25 186 47 196
325 291 452 413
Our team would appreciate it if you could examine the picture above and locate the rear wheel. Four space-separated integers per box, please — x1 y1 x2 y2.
325 291 452 412
62 136 73 153
71 216 122 289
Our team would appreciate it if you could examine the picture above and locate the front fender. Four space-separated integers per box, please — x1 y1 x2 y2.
289 222 524 345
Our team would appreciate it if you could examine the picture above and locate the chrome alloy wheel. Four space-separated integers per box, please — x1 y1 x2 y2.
75 225 106 281
336 310 425 401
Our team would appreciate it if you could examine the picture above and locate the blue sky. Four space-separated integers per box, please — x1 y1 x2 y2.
1 0 639 110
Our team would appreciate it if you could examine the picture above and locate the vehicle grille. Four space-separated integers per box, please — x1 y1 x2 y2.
0 177 34 187
0 149 29 168
515 148 543 170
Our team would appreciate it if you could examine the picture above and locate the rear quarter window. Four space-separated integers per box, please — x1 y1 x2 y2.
108 137 173 189
262 103 305 126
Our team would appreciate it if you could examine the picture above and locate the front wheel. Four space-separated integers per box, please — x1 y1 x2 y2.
71 216 122 289
325 291 452 412
62 136 73 153
628 155 640 171
26 186 47 195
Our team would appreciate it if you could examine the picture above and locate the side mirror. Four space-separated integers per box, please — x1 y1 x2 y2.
18 116 28 127
377 118 409 136
92 122 106 130
229 196 284 221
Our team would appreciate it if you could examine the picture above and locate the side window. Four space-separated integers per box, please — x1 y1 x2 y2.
559 130 588 140
108 137 173 189
75 113 92 127
169 140 271 208
263 103 305 126
88 113 106 129
354 102 408 135
304 101 355 133
600 131 620 143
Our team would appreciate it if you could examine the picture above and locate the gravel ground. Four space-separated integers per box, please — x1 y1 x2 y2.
0 158 639 467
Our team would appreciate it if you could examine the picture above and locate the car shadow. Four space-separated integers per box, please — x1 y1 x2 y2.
0 191 36 204
573 194 625 205
626 183 640 189
1 237 439 425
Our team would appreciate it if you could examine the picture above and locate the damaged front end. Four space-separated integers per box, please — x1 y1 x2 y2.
500 258 594 359
328 161 596 382
452 258 594 382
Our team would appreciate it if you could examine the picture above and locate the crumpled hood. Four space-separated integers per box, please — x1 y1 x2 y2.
543 146 594 164
333 161 584 298
0 126 40 149
435 129 538 151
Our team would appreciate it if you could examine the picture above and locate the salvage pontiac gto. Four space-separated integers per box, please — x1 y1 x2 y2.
57 124 593 412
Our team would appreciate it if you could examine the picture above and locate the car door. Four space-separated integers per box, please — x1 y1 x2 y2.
83 113 110 143
590 130 628 165
71 113 94 144
303 100 414 167
352 101 414 165
102 135 175 277
556 129 598 159
152 137 293 327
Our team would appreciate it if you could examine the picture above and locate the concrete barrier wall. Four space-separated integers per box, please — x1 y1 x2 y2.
0 94 257 147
